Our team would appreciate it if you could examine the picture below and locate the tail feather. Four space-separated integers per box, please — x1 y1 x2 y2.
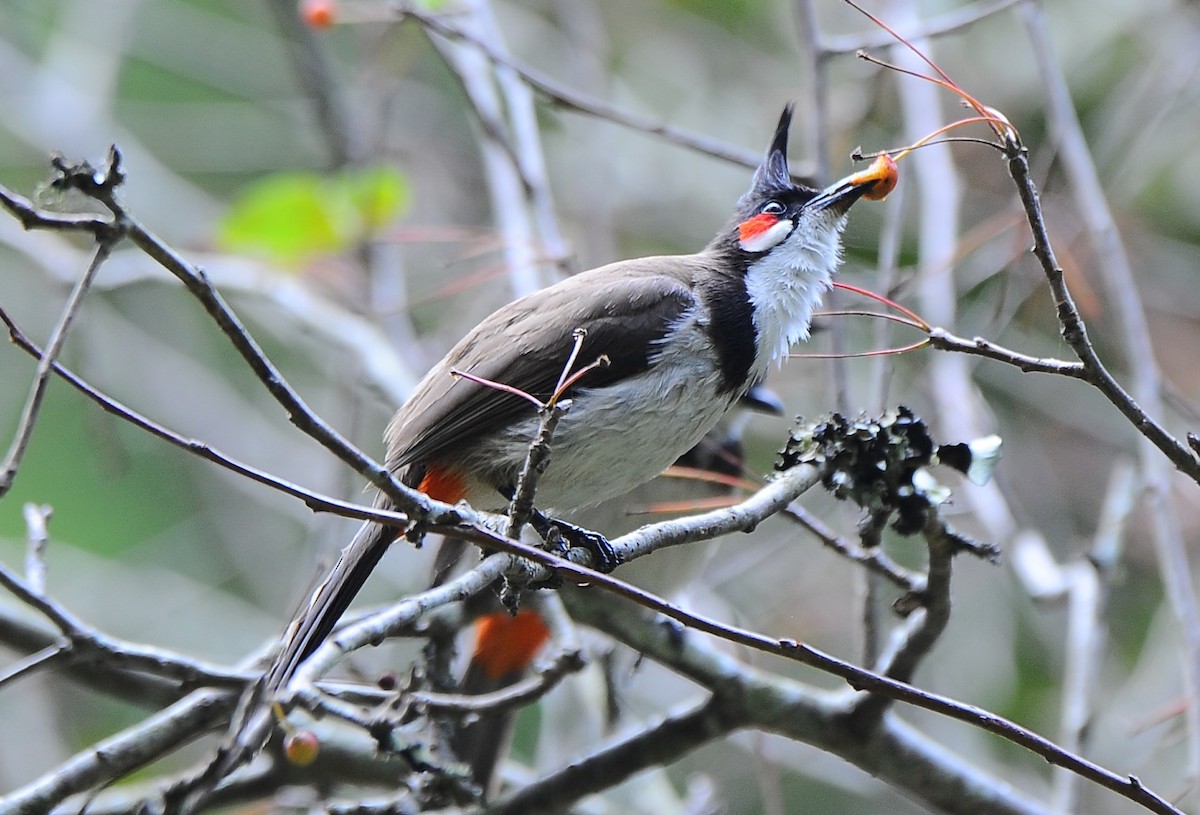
179 518 397 814
452 609 550 793
266 517 395 691
271 462 458 688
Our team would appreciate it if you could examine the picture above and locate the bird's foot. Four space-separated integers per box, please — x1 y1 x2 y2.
529 511 621 573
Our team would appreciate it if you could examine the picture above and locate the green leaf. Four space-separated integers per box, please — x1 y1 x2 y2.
336 165 410 232
219 172 354 265
218 166 409 266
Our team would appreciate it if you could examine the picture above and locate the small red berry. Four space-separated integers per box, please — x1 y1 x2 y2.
284 729 320 766
301 0 337 29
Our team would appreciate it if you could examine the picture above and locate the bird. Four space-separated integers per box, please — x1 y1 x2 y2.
263 103 896 710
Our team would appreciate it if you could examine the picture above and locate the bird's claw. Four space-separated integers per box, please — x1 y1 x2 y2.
530 512 620 573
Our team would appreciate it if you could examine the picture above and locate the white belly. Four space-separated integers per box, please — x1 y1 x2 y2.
458 347 736 512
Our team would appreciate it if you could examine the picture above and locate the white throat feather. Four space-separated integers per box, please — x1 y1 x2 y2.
744 211 848 372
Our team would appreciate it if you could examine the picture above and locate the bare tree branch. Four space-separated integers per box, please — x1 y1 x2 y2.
1018 1 1200 786
927 326 1087 377
402 6 804 178
563 582 1176 815
0 558 248 691
1 688 237 815
2 2 1196 810
0 236 115 496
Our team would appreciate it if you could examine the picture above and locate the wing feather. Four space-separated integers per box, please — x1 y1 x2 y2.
386 258 702 474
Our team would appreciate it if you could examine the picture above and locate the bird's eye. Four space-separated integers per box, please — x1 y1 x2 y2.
761 201 786 216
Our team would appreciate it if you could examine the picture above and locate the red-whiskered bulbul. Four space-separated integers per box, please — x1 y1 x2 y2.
266 105 896 691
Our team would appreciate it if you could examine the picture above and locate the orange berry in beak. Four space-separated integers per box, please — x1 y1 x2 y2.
849 153 899 201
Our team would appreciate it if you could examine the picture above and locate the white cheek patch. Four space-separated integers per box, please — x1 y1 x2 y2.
738 218 793 253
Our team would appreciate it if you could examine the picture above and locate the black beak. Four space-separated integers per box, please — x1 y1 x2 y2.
806 154 899 214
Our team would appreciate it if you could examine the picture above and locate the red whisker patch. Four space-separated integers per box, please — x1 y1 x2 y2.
738 212 779 243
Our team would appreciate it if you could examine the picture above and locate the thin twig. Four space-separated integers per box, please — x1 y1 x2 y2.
412 649 582 715
404 7 790 176
782 502 924 594
0 603 202 707
1 154 442 523
0 559 249 690
1018 1 1200 789
1051 462 1135 812
264 0 359 167
0 182 112 235
927 326 1087 377
1006 132 1200 789
1005 138 1200 482
0 307 417 530
0 689 238 815
552 327 588 398
852 511 960 726
0 643 66 690
504 402 567 540
0 238 115 496
824 0 1021 56
125 225 431 514
561 578 1182 815
22 502 51 595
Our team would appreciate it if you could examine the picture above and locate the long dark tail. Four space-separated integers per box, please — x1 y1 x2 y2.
266 517 396 691
178 515 397 814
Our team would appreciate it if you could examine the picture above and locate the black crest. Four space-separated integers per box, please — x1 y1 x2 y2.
742 104 795 205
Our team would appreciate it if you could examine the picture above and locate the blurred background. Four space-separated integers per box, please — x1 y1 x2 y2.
2 0 1200 812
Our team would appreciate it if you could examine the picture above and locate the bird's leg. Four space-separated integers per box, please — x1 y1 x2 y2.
529 510 620 573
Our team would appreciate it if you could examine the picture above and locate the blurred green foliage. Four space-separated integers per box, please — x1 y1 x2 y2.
219 166 410 264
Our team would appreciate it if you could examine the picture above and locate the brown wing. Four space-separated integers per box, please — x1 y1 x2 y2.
385 257 702 473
